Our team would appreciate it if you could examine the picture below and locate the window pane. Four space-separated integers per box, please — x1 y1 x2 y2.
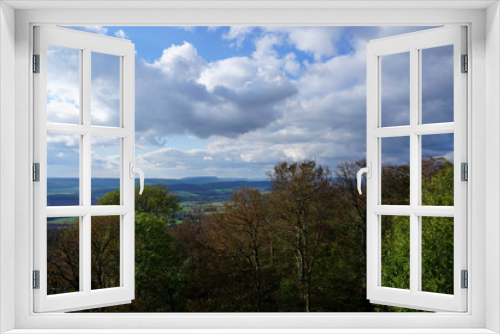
381 215 410 290
421 45 454 124
47 216 80 295
381 136 410 205
47 133 80 206
91 52 121 127
421 133 454 206
91 137 121 205
47 45 80 124
381 52 410 127
91 215 120 290
421 216 454 294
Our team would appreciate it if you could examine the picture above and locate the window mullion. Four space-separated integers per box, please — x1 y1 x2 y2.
409 47 420 294
82 47 92 294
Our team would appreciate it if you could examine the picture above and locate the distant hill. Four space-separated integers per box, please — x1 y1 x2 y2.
47 177 272 206
142 176 264 186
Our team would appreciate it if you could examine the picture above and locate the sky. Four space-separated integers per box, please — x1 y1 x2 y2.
46 26 454 179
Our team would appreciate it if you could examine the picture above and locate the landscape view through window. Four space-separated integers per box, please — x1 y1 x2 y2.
46 26 455 312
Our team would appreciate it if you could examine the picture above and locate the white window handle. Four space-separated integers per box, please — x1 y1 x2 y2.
129 161 145 195
357 162 371 195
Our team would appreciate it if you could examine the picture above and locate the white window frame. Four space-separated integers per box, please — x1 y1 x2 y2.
33 25 136 313
366 26 467 312
1 1 499 333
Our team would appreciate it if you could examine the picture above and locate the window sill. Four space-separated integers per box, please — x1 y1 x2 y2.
4 329 497 334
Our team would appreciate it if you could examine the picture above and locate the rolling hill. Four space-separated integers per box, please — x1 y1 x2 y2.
47 177 272 206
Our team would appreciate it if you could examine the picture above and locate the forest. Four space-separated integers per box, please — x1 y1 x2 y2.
46 157 454 312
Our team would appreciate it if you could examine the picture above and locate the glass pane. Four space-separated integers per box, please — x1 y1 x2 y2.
421 133 454 206
381 215 410 290
381 52 410 127
91 215 120 290
91 137 121 205
91 52 121 127
421 217 454 294
421 45 454 124
47 133 80 206
381 136 410 205
47 216 80 295
47 45 80 124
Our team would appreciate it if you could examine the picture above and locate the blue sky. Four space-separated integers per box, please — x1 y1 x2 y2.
46 26 454 179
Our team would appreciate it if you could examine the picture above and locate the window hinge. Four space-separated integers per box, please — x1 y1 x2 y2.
33 270 40 289
461 54 468 73
33 163 40 182
461 162 468 181
461 270 468 289
33 54 40 73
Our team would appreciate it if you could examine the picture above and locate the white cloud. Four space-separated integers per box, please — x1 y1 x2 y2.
178 26 197 32
91 137 121 177
46 45 81 124
47 134 79 147
223 26 255 47
50 26 446 178
114 29 128 39
81 26 108 35
134 41 296 141
90 53 121 126
252 34 281 67
283 53 300 76
198 56 255 92
133 27 370 178
147 41 206 80
266 27 343 61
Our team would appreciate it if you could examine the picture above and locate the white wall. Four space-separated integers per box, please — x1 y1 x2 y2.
486 2 500 333
3 3 494 332
0 2 16 333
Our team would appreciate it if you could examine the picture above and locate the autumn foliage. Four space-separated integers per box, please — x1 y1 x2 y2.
47 158 454 312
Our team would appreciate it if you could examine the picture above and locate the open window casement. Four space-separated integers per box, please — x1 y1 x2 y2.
33 26 141 312
363 26 467 312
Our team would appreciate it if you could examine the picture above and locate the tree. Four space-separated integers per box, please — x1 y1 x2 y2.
133 212 189 311
381 163 410 205
268 160 336 312
46 158 455 313
421 159 454 295
47 218 80 295
95 185 185 311
91 215 120 290
375 158 454 311
47 216 122 294
211 188 277 311
327 160 372 311
98 184 181 221
47 184 184 312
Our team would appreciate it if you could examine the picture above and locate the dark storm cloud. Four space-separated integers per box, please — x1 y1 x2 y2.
421 45 454 124
422 133 454 161
381 52 411 127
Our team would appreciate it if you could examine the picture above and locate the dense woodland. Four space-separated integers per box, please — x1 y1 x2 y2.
46 158 454 312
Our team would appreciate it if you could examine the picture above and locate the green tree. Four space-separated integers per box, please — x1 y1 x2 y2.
77 184 184 312
133 212 189 311
98 184 181 221
375 158 454 311
421 159 454 295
